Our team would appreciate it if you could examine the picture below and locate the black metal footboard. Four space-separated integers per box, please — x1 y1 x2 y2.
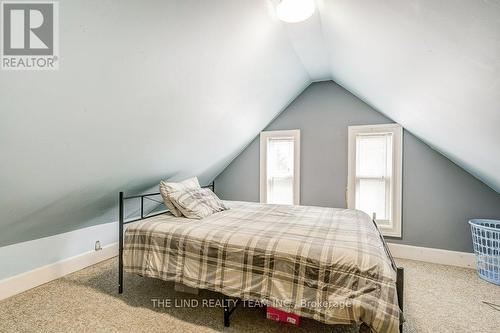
371 216 404 333
396 267 404 333
223 298 241 327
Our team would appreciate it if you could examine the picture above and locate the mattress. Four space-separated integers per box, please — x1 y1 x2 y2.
123 201 401 333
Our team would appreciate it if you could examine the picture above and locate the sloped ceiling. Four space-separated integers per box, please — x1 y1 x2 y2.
0 0 499 246
0 0 309 246
286 0 500 191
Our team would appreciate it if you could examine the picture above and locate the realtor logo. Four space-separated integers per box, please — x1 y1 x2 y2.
1 1 59 70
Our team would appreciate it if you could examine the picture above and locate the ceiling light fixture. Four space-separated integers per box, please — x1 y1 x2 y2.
276 0 315 23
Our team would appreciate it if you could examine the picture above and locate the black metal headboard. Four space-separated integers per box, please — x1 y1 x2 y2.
118 181 214 293
119 181 214 225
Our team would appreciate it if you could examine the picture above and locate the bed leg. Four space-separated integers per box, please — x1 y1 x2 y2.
223 305 230 327
397 267 404 333
118 191 124 294
223 298 240 327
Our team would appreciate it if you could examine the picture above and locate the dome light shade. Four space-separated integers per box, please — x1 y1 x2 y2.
276 0 315 23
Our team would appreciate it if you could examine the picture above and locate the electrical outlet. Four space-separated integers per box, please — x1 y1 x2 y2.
95 240 102 251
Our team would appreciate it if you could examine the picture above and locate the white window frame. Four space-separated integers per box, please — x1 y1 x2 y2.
260 129 300 205
347 124 403 237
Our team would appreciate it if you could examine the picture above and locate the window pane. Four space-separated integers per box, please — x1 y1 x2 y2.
268 176 294 205
267 138 294 204
355 133 393 221
356 178 387 220
356 134 390 177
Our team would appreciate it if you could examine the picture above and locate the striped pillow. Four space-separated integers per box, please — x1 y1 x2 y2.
159 177 200 217
169 188 228 219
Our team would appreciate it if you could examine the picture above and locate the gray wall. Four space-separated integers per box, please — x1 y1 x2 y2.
215 81 500 253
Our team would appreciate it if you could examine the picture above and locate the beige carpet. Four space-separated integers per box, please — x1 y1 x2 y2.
0 258 499 333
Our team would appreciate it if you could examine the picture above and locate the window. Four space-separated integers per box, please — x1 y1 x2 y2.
347 124 402 237
260 130 300 205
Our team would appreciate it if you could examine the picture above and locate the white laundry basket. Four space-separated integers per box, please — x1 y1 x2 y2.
469 219 500 285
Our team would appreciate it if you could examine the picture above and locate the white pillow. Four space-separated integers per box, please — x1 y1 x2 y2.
159 177 200 217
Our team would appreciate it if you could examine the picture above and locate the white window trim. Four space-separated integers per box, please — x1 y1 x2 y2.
347 124 403 238
260 129 300 205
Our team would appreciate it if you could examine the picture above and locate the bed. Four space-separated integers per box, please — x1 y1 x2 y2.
118 185 403 333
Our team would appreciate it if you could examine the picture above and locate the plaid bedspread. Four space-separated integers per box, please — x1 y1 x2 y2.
123 201 401 333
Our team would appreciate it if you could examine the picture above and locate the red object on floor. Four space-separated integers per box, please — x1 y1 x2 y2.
266 307 301 326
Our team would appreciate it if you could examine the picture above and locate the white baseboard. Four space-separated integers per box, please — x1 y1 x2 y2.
0 243 118 301
388 243 476 269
